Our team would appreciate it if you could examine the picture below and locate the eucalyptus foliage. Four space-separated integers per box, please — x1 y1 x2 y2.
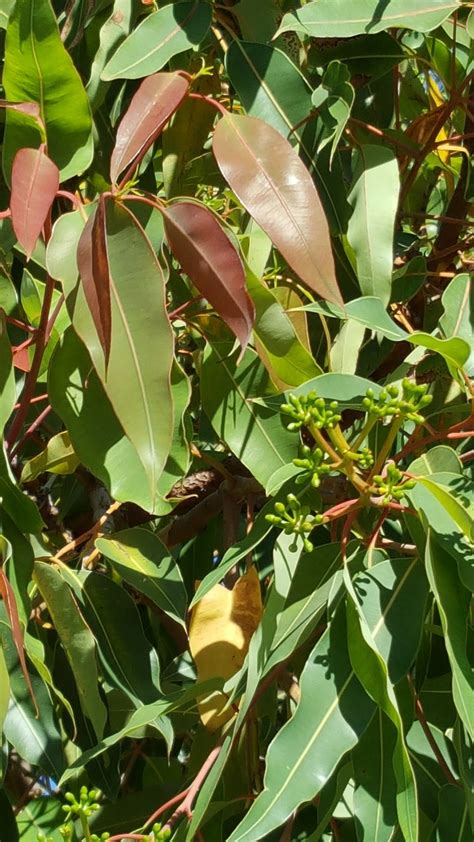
0 2 473 841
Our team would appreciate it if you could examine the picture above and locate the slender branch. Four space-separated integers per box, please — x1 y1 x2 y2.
143 787 191 829
10 404 52 458
161 743 223 833
45 500 122 562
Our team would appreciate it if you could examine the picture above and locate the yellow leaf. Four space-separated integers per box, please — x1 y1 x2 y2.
189 566 263 731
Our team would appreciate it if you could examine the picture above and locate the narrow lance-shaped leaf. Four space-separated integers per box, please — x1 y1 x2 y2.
0 310 15 434
0 540 38 716
110 71 190 184
10 145 59 261
213 113 342 305
163 201 255 349
77 194 111 365
276 0 461 39
101 1 212 81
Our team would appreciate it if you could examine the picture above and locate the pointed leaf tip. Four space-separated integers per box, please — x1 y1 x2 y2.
111 72 189 184
10 146 59 260
213 113 342 306
77 195 112 364
163 201 255 349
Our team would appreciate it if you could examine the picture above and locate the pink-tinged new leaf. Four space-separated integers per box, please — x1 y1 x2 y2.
212 113 343 306
77 195 111 364
0 100 41 120
110 72 190 184
10 145 59 260
163 201 255 350
0 567 38 716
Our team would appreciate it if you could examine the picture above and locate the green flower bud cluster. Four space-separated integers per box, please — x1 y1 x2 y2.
363 380 432 423
371 463 416 503
293 446 330 487
152 823 172 841
62 787 101 820
281 392 342 431
266 493 315 552
352 447 374 470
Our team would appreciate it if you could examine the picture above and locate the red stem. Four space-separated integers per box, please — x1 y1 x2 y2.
162 743 223 832
407 675 460 787
6 216 56 449
143 787 190 829
10 404 52 458
188 92 228 116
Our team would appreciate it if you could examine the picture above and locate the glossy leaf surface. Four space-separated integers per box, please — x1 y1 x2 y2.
213 113 342 305
10 146 59 261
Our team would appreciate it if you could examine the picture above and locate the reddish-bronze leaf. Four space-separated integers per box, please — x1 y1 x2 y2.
77 195 111 364
110 72 189 184
212 113 343 306
10 145 59 260
163 201 255 349
0 567 38 716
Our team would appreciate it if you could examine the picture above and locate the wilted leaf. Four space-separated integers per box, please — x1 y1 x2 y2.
10 145 59 260
213 113 342 305
163 201 255 349
189 566 263 730
110 72 189 184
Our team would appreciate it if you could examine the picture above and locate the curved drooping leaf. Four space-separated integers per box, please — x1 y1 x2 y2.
213 113 342 305
163 201 255 349
101 1 212 81
2 0 93 180
276 1 461 39
227 607 374 842
77 195 112 363
33 563 107 741
20 431 79 483
10 146 59 261
73 203 175 510
110 72 190 184
347 145 399 305
96 527 187 628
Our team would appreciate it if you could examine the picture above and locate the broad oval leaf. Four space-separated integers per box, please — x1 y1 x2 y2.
111 72 190 184
101 1 212 81
3 0 93 181
77 195 111 363
213 113 342 305
10 146 59 260
163 201 255 349
277 0 461 39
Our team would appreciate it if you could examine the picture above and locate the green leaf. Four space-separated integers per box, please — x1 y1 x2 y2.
0 641 9 739
313 61 355 164
71 203 175 511
415 474 474 541
96 527 187 629
330 319 366 374
433 784 471 841
247 268 321 387
277 1 461 39
227 607 375 842
0 444 44 534
0 309 15 434
425 533 474 739
347 145 399 305
64 569 163 706
225 40 313 142
201 343 298 486
440 274 474 375
20 431 79 483
354 558 429 684
48 328 156 513
16 798 64 842
291 372 383 408
353 710 398 842
33 562 108 741
58 679 220 786
3 0 93 181
101 1 212 81
87 0 137 110
1 617 65 779
344 567 418 842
